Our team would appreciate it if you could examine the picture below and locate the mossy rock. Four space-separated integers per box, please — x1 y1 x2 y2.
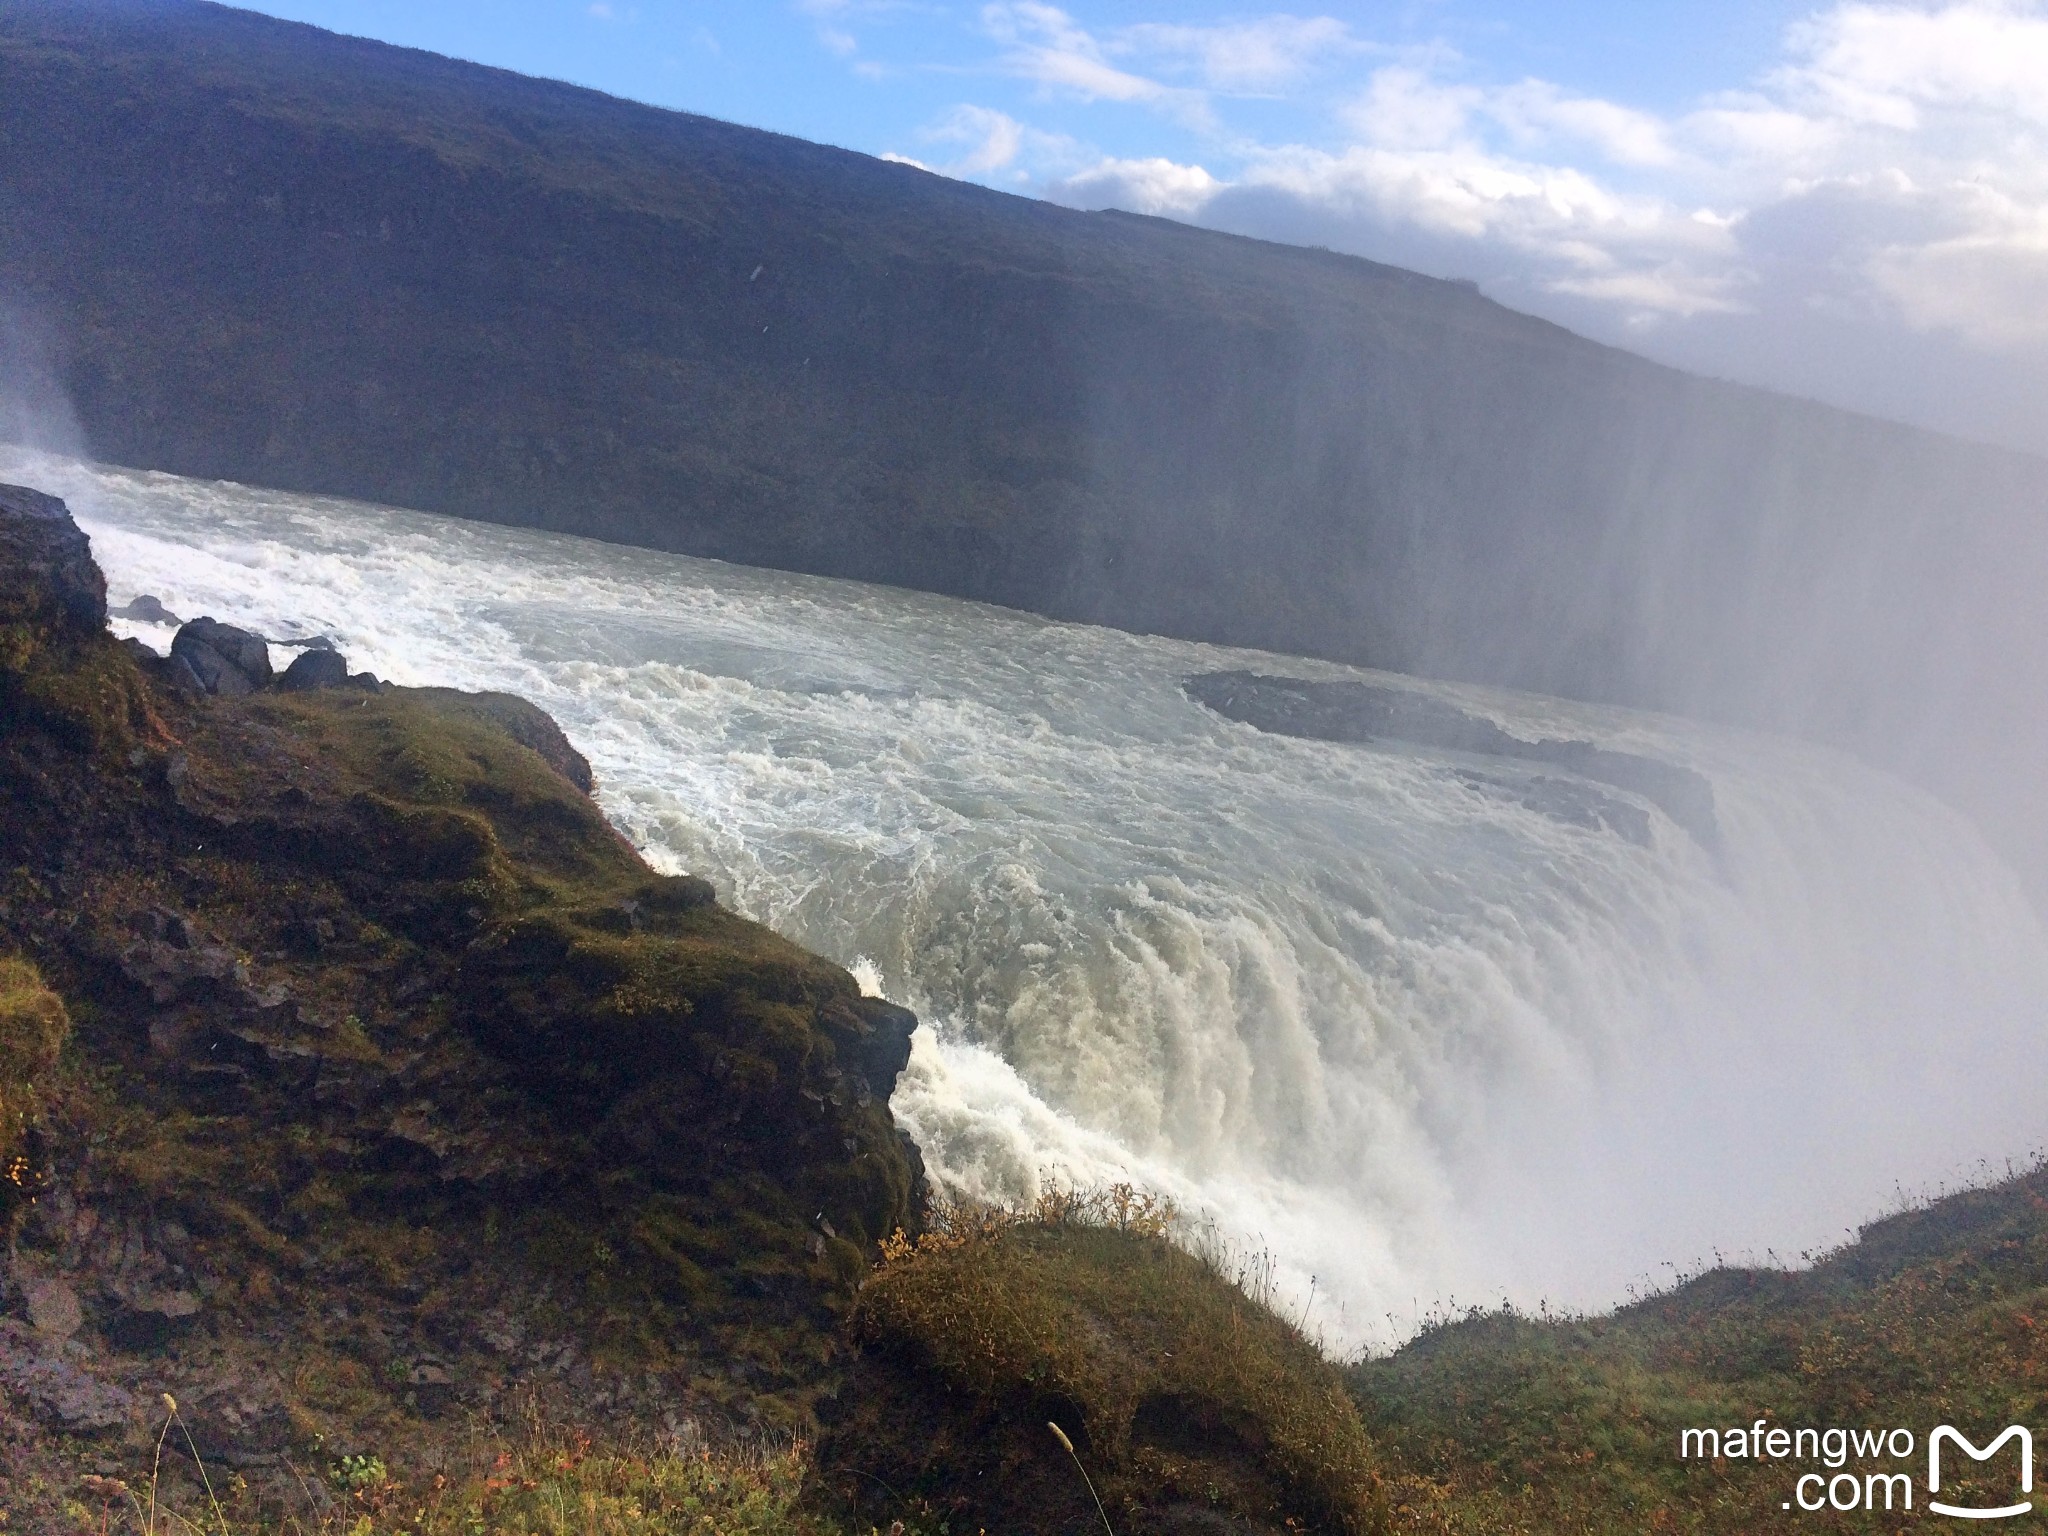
827 1215 1389 1536
0 482 927 1467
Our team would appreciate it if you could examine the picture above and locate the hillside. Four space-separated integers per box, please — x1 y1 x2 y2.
7 3 2048 894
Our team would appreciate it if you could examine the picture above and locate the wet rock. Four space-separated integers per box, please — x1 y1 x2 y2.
171 617 273 694
824 997 919 1103
112 594 181 625
164 651 207 693
279 646 349 690
1185 670 1720 850
0 482 105 635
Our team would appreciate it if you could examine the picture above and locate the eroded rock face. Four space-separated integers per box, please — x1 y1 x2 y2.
0 1319 137 1432
0 481 105 635
23 1276 82 1341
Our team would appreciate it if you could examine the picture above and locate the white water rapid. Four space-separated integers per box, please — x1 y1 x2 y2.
13 446 2046 1351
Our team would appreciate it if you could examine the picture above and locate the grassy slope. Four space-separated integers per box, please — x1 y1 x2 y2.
1358 1166 2048 1532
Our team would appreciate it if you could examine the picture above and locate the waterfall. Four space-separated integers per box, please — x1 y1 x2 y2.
18 444 2045 1350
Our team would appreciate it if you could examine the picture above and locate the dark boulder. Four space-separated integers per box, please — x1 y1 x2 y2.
171 617 273 695
278 647 349 691
111 594 181 625
0 482 105 636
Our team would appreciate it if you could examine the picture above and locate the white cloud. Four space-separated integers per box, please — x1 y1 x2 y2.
1781 1 2048 130
980 4 1220 128
983 2 1165 103
1550 265 1750 320
1342 66 1482 151
1867 182 2048 344
918 104 1087 181
1057 155 1222 215
1118 16 1357 93
1491 80 1677 167
939 104 1026 174
1229 140 1739 313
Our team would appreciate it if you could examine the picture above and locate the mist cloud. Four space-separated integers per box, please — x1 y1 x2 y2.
0 294 85 460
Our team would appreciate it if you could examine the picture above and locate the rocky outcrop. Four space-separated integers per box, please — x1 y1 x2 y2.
1187 671 1718 850
0 1318 137 1432
110 594 180 625
444 691 596 795
0 481 929 1509
0 481 104 635
154 614 398 703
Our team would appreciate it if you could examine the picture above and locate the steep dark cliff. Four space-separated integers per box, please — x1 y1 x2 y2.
5 0 2048 878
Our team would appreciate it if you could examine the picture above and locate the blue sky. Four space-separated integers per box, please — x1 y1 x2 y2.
232 2 2048 454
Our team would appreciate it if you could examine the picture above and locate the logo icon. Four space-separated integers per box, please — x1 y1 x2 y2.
1930 1425 2034 1519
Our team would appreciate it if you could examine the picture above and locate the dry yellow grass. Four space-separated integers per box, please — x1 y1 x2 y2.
59 1401 841 1536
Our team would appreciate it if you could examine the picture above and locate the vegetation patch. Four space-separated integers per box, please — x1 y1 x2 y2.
826 1187 1388 1536
0 954 67 1226
53 1397 837 1536
1358 1162 2048 1533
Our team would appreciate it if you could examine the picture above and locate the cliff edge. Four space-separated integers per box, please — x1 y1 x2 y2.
0 478 922 1510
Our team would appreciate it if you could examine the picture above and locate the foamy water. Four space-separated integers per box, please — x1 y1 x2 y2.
12 445 2045 1350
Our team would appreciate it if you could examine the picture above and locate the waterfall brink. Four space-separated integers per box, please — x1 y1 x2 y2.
21 444 2045 1351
